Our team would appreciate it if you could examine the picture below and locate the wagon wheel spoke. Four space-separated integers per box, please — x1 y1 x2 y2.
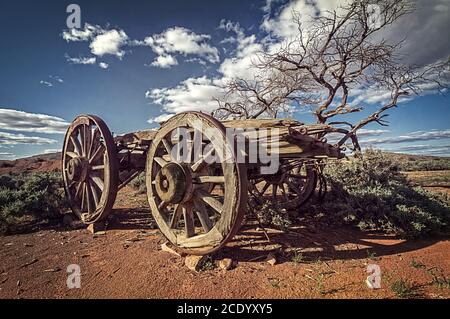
169 204 182 229
66 151 79 159
75 182 83 200
194 198 213 232
70 134 83 156
280 183 289 201
91 165 105 171
191 147 215 172
84 123 93 158
260 181 270 195
85 181 94 213
154 157 168 167
88 127 100 159
161 138 173 155
272 184 278 200
195 189 223 214
90 174 105 192
79 125 87 157
80 184 87 212
89 144 105 165
89 180 100 207
195 176 225 184
183 203 196 238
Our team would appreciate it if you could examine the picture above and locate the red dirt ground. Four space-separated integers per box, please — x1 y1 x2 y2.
0 186 448 299
0 154 449 299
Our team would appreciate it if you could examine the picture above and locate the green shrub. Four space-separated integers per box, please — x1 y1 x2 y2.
390 279 420 298
0 172 67 234
395 158 450 172
130 173 146 194
321 149 450 237
248 198 292 231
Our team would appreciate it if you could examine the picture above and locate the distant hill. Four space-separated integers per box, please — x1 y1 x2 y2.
0 152 61 174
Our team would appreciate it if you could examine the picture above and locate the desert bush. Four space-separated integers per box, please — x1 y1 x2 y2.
321 149 450 237
395 158 450 172
248 198 292 231
130 172 146 194
0 172 67 234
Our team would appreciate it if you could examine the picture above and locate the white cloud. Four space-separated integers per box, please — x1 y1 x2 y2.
0 132 58 146
147 113 175 124
62 23 102 42
142 27 219 67
62 23 129 59
0 108 69 134
360 130 450 145
90 29 128 58
99 62 109 69
40 80 53 87
150 54 178 68
147 76 226 113
66 55 97 65
146 20 263 113
357 129 390 137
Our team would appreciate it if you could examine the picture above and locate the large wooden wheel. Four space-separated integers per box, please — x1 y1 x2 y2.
251 160 317 210
62 115 119 224
146 112 247 255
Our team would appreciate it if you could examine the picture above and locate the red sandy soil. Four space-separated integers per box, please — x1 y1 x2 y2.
0 154 449 299
0 186 449 299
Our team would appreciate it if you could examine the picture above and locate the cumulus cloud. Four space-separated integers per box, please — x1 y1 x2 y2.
0 108 69 134
62 23 129 59
146 76 226 113
142 27 219 67
0 132 58 146
62 23 101 42
145 20 263 113
147 113 175 124
150 54 178 68
90 29 128 58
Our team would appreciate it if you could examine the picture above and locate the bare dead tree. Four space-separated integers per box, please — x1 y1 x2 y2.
213 0 449 149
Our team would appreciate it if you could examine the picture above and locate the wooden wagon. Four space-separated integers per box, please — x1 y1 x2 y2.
62 112 347 255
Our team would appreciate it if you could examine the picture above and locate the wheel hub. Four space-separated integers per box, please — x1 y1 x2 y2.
67 157 90 182
155 162 193 204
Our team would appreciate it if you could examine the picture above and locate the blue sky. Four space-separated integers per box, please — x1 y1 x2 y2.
0 0 449 159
